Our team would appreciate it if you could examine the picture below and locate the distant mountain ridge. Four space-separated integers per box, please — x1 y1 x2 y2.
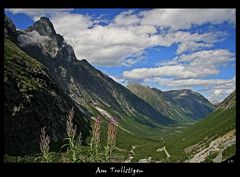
127 84 215 122
162 90 236 162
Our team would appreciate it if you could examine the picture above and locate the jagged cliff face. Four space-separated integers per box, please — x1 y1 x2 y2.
17 16 172 125
19 17 76 60
4 16 91 155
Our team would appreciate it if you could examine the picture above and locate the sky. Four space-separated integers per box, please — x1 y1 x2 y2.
5 8 236 104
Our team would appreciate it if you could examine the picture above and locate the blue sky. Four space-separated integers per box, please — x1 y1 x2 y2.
5 9 236 104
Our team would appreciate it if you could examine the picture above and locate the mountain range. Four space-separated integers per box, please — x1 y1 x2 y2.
133 89 236 163
4 14 234 162
127 84 215 122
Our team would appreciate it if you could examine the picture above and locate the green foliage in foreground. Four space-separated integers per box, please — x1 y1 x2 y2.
203 152 218 163
4 106 235 163
222 144 236 160
4 105 236 163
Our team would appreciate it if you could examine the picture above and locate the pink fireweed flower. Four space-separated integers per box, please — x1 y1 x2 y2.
109 117 119 126
105 117 119 160
90 116 102 150
96 116 101 123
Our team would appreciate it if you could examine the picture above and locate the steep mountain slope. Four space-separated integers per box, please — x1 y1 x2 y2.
4 16 91 155
160 91 236 162
217 90 236 109
162 89 215 120
128 84 215 122
16 16 173 126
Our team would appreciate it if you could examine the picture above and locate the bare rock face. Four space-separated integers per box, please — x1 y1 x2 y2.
18 17 76 61
26 17 57 36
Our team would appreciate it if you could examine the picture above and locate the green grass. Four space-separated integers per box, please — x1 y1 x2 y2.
204 152 218 163
222 144 236 160
5 106 235 163
4 38 46 92
128 106 236 162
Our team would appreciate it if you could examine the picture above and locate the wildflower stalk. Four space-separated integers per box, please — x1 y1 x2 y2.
105 118 118 162
90 116 101 162
62 107 78 162
39 127 51 162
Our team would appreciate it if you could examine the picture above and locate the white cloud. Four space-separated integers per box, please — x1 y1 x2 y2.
17 30 59 58
214 89 224 96
53 23 227 66
113 10 140 26
51 23 153 66
7 8 235 103
207 87 235 104
177 49 235 64
138 9 235 30
174 31 226 54
123 49 234 80
123 65 196 79
18 30 51 47
152 77 235 88
144 77 235 104
6 9 73 21
51 13 94 34
176 49 235 75
6 8 235 66
108 75 128 86
123 48 235 103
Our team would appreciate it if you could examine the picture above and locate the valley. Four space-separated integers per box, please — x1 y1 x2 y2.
4 14 236 163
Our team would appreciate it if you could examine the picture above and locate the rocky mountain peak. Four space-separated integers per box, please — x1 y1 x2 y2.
26 17 56 36
18 16 77 61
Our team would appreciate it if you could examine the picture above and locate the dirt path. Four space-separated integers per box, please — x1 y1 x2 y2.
124 145 138 163
156 146 171 158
